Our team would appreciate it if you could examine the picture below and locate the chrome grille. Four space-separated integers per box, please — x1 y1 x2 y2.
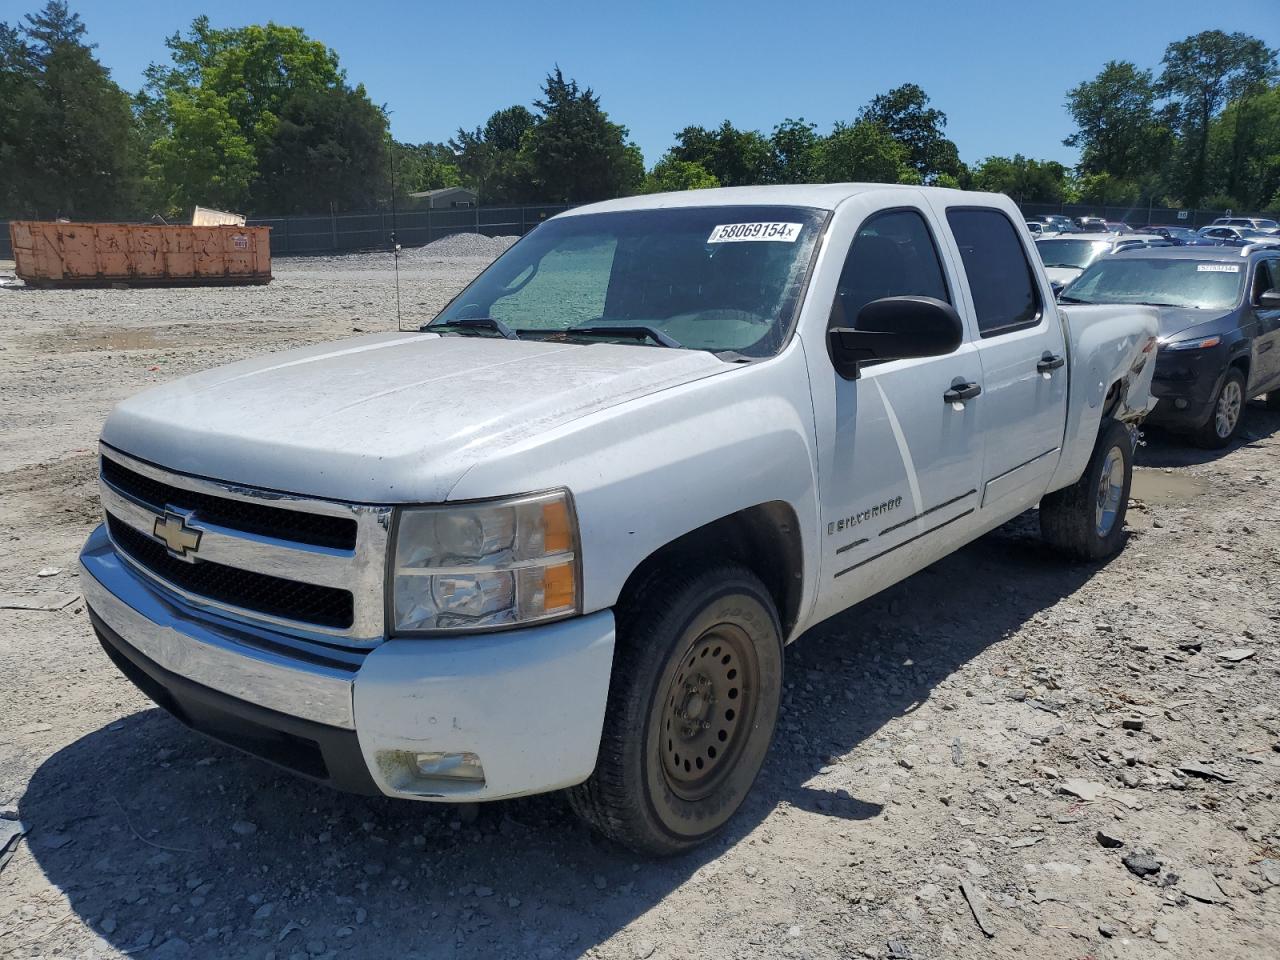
98 444 390 643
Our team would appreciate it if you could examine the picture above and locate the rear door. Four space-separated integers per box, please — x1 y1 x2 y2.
931 204 1070 518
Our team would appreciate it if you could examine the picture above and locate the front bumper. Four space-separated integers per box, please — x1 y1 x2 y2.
80 525 616 801
1145 345 1230 430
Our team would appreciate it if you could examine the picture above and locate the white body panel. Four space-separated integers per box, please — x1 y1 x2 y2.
82 184 1159 802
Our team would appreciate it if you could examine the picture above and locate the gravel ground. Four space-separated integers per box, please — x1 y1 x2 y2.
1 245 1278 960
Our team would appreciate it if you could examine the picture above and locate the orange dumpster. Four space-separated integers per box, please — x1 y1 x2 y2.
8 221 272 288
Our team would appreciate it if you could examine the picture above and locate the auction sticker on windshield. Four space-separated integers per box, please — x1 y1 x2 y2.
708 222 803 243
1197 263 1240 272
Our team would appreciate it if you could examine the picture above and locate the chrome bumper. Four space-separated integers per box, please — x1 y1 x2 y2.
80 524 359 728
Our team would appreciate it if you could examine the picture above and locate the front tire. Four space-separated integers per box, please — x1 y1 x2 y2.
567 563 783 856
1040 418 1133 561
1195 367 1246 448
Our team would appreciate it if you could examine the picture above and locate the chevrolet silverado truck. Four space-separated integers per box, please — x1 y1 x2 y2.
80 185 1158 855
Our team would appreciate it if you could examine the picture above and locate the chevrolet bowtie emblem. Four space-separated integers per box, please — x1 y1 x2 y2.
153 510 202 558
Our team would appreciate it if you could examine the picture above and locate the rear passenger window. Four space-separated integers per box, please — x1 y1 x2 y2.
830 209 950 330
946 209 1041 337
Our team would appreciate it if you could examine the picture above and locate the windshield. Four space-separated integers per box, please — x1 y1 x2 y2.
1255 219 1278 229
1062 258 1245 310
428 205 828 357
1036 238 1108 268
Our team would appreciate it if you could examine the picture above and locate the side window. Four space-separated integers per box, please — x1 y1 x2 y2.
946 208 1042 337
830 209 950 330
1255 260 1278 300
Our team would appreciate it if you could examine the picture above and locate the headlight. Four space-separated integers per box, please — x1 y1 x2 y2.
391 490 579 632
1161 335 1221 351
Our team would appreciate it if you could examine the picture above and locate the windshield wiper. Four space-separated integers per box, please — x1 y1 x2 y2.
1057 294 1089 303
563 325 682 348
421 317 519 340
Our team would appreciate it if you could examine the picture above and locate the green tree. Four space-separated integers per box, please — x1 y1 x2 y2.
640 156 719 193
450 105 536 202
1158 30 1278 206
146 86 255 212
856 83 961 182
1064 61 1170 182
814 121 919 184
520 68 642 202
770 118 820 184
972 154 1072 202
0 2 140 218
669 121 773 186
1208 82 1280 210
142 16 380 215
254 85 390 213
393 141 461 196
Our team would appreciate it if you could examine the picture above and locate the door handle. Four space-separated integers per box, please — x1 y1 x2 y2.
1037 352 1066 373
943 381 982 404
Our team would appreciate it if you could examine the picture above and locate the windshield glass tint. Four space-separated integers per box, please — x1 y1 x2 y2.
1035 238 1107 268
1064 258 1244 310
430 205 827 356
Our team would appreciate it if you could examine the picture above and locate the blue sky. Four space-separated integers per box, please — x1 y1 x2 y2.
28 0 1280 169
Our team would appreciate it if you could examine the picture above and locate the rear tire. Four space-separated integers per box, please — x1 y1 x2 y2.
567 562 783 856
1040 418 1133 561
1194 367 1246 449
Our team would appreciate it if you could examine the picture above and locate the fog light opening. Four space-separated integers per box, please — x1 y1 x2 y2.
415 751 485 782
1174 398 1189 410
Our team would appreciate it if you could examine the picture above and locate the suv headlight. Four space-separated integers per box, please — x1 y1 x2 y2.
391 490 580 633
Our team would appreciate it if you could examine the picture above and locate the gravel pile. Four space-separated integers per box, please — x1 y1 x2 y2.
406 232 518 259
284 233 518 272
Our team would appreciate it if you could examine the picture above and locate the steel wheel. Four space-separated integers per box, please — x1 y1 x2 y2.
660 624 758 802
1214 377 1243 439
1094 445 1126 537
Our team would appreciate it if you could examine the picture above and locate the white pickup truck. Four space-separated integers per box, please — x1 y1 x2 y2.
80 185 1158 855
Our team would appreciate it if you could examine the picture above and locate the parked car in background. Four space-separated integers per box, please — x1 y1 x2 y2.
1104 221 1133 233
1077 217 1108 233
1026 221 1044 237
1136 225 1214 246
1211 217 1279 234
1198 226 1280 248
1035 233 1170 288
1060 245 1280 447
1027 214 1076 234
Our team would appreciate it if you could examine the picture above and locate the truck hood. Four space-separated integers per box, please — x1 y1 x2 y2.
102 332 730 503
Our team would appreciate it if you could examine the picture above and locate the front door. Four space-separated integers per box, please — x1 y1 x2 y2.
811 203 986 623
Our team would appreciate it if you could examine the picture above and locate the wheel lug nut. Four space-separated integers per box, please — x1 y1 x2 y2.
701 721 710 730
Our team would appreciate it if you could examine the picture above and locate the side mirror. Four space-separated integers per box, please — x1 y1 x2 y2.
1050 280 1065 298
1259 288 1280 309
827 296 964 380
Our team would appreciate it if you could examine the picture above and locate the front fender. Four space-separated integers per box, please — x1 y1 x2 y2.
1048 304 1159 493
447 345 822 625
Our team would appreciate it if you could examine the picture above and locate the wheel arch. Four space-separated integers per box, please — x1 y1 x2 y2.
616 501 805 642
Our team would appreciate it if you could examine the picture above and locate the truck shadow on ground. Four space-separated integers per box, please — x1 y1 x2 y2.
21 516 1102 960
1137 400 1280 468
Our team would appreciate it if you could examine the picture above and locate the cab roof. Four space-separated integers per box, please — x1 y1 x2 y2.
559 183 1013 216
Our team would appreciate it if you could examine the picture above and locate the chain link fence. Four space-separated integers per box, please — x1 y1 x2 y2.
4 199 1277 261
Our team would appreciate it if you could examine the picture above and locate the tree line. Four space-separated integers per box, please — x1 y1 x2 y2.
1 2 1277 223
